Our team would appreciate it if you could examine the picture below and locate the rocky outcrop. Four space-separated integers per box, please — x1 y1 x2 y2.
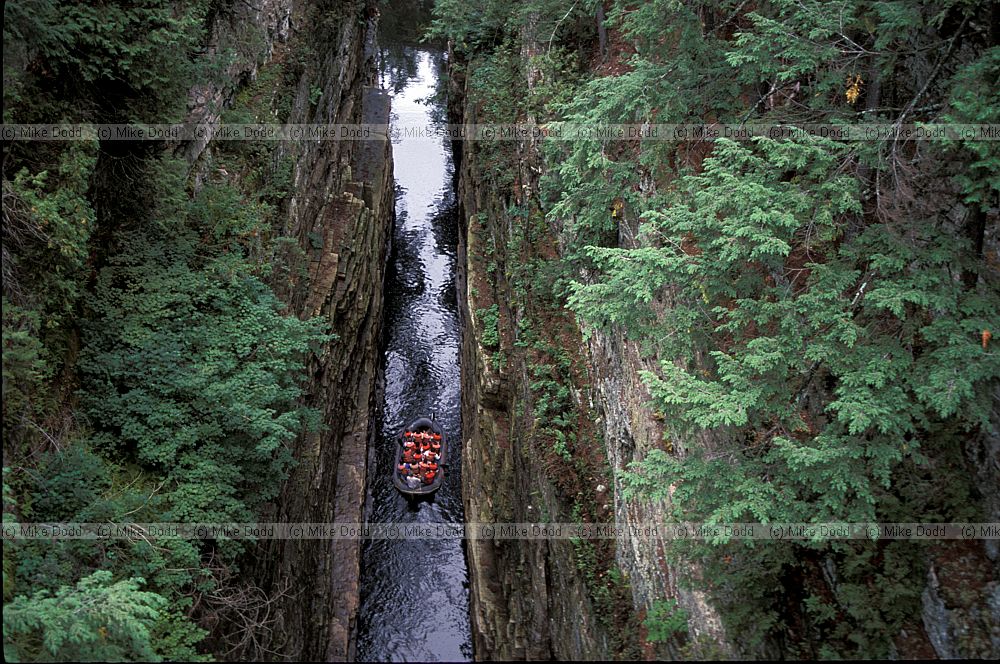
182 0 293 166
259 85 391 662
455 140 734 664
457 140 612 661
585 328 737 660
453 52 629 656
449 31 734 656
184 1 393 660
251 3 392 660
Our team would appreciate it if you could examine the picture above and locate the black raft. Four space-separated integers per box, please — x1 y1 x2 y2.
393 417 446 496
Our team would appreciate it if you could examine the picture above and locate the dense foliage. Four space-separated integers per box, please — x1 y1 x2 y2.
433 0 998 657
3 1 327 659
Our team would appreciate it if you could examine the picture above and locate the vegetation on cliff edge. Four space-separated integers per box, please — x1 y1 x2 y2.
3 1 333 659
433 0 998 658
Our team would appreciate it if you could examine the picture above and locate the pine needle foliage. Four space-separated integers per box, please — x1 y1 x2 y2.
3 570 166 662
431 0 999 656
3 1 330 658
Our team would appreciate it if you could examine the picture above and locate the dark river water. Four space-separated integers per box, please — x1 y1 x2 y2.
354 48 473 662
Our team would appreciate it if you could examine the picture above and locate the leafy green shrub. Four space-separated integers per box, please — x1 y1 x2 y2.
3 0 211 122
476 304 501 348
3 570 167 662
80 226 329 523
2 1 321 658
644 599 689 643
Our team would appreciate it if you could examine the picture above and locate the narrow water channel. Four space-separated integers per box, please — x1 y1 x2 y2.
355 48 473 662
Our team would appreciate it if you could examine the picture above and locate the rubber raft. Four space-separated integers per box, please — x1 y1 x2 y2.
393 417 446 496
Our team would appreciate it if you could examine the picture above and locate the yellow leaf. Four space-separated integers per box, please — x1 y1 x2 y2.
845 74 863 105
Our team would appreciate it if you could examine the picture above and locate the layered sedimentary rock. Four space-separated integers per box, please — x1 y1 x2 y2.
183 1 393 660
456 144 612 660
250 3 391 660
260 82 391 662
444 10 735 646
452 51 636 657
453 114 733 664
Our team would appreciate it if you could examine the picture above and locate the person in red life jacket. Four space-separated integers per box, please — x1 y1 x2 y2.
423 470 435 484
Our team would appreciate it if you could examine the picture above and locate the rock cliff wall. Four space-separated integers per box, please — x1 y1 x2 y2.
250 3 392 660
456 133 614 661
451 47 688 657
452 91 734 664
584 328 737 660
451 24 997 662
181 1 393 660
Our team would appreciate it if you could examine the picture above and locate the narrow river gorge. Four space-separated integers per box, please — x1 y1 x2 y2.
2 1 997 662
355 47 473 662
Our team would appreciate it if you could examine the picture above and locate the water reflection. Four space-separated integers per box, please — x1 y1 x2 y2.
376 0 436 94
355 49 472 663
